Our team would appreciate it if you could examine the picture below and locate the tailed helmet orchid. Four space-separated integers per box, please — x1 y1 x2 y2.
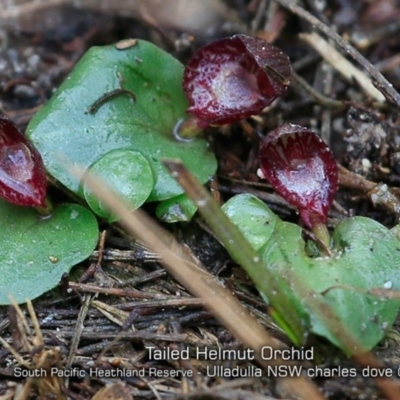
180 34 292 137
0 116 47 208
258 123 338 246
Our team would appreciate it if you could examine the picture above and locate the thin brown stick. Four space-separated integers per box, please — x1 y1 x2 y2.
271 0 400 106
291 70 345 109
164 160 400 400
66 295 92 374
299 32 385 102
68 282 161 298
74 164 326 400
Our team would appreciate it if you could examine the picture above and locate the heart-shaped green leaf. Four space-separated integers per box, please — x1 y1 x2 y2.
26 40 217 213
0 200 98 304
222 194 400 353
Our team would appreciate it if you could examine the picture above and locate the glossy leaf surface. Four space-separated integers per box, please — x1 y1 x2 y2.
222 194 400 353
0 200 98 304
83 149 154 221
26 40 217 210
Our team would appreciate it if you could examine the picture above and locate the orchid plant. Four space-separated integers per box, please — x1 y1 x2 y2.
1 33 399 355
179 34 291 137
258 123 338 248
0 117 47 209
178 34 400 353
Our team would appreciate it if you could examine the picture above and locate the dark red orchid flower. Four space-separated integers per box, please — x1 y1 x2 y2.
0 116 47 207
259 124 338 229
183 34 292 127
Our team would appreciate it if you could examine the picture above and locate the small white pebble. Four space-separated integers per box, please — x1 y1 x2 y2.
383 281 393 290
361 158 372 174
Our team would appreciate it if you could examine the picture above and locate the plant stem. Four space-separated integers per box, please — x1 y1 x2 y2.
174 116 205 139
310 215 331 253
35 196 53 217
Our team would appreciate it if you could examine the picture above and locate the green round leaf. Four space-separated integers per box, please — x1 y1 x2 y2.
311 217 400 351
156 193 197 222
26 40 217 209
0 201 98 305
223 194 400 353
84 149 154 221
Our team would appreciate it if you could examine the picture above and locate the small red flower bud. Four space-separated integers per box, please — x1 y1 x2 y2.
259 123 338 228
183 34 292 126
0 116 47 207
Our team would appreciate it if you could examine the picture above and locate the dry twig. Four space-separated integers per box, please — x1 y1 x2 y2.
271 0 400 106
